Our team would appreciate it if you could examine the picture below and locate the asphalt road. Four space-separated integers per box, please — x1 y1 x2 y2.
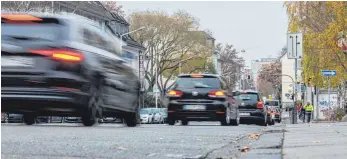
1 121 284 159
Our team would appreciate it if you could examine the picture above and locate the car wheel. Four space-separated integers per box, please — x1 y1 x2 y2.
125 112 138 127
167 118 175 125
24 114 36 125
230 117 240 126
278 119 282 123
181 120 188 126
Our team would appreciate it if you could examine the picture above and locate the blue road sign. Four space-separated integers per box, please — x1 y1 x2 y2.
285 93 291 97
321 70 336 77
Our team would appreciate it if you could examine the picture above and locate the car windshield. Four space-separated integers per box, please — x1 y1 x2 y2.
265 101 279 106
2 24 62 41
175 77 220 89
140 109 149 114
237 93 259 101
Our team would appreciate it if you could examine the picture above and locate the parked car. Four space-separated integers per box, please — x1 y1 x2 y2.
235 91 273 126
152 108 164 124
98 117 118 123
139 109 153 124
64 117 82 123
4 114 24 123
49 116 64 123
265 100 282 123
160 108 168 123
1 13 140 127
166 74 240 126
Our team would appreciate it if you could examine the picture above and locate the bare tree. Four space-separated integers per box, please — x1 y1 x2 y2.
100 1 124 16
128 10 212 94
216 43 245 88
1 1 54 12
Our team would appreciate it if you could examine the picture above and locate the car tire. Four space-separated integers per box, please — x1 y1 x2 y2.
125 112 138 127
278 119 281 123
167 118 175 125
181 120 188 126
24 114 35 125
230 118 240 126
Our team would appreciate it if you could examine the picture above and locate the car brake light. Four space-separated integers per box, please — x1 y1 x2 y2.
1 14 43 21
28 49 84 63
209 90 226 98
257 102 264 109
191 74 203 78
167 90 183 97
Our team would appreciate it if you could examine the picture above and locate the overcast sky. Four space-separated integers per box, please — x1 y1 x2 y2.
118 1 289 67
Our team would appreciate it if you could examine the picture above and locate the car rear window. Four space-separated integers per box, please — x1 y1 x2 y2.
2 23 62 41
175 77 221 89
265 101 279 106
236 93 259 101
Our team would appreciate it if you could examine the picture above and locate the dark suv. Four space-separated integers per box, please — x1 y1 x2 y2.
234 91 271 126
1 13 140 127
166 74 240 126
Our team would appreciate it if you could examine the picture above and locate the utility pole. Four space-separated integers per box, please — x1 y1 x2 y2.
287 32 302 124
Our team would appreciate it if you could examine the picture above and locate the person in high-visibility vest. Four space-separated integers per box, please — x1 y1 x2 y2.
304 102 314 123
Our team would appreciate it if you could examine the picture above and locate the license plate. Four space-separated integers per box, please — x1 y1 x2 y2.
240 113 250 116
1 56 34 68
183 105 206 110
271 114 275 119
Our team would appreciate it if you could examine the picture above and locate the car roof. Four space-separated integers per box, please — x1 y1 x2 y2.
2 12 101 28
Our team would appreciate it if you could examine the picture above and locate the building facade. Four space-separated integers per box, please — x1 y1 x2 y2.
280 53 302 106
251 58 278 91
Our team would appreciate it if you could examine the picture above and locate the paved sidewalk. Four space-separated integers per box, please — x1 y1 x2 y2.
283 122 347 159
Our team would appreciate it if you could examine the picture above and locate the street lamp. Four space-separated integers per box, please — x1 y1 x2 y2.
120 26 145 51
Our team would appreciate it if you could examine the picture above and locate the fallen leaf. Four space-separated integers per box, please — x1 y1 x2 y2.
240 146 249 152
248 133 260 139
117 146 127 150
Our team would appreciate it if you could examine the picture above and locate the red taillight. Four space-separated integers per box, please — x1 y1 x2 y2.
257 102 264 109
28 49 84 63
208 90 226 98
167 110 175 113
167 90 183 97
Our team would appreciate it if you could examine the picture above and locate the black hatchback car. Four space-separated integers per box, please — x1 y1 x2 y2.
234 91 272 126
1 13 140 127
166 74 240 126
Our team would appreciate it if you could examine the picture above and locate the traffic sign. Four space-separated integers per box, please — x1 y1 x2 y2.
287 32 303 59
321 70 336 77
285 93 291 97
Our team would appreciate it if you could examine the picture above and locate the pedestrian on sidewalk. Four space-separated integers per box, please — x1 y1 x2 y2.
304 101 314 123
300 103 305 122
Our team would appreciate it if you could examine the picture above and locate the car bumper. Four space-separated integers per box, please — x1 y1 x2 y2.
2 87 90 115
239 109 266 120
140 118 149 123
167 101 228 121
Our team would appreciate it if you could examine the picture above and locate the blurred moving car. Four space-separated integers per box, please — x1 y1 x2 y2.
235 91 273 126
166 74 240 126
1 13 140 127
265 100 282 123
